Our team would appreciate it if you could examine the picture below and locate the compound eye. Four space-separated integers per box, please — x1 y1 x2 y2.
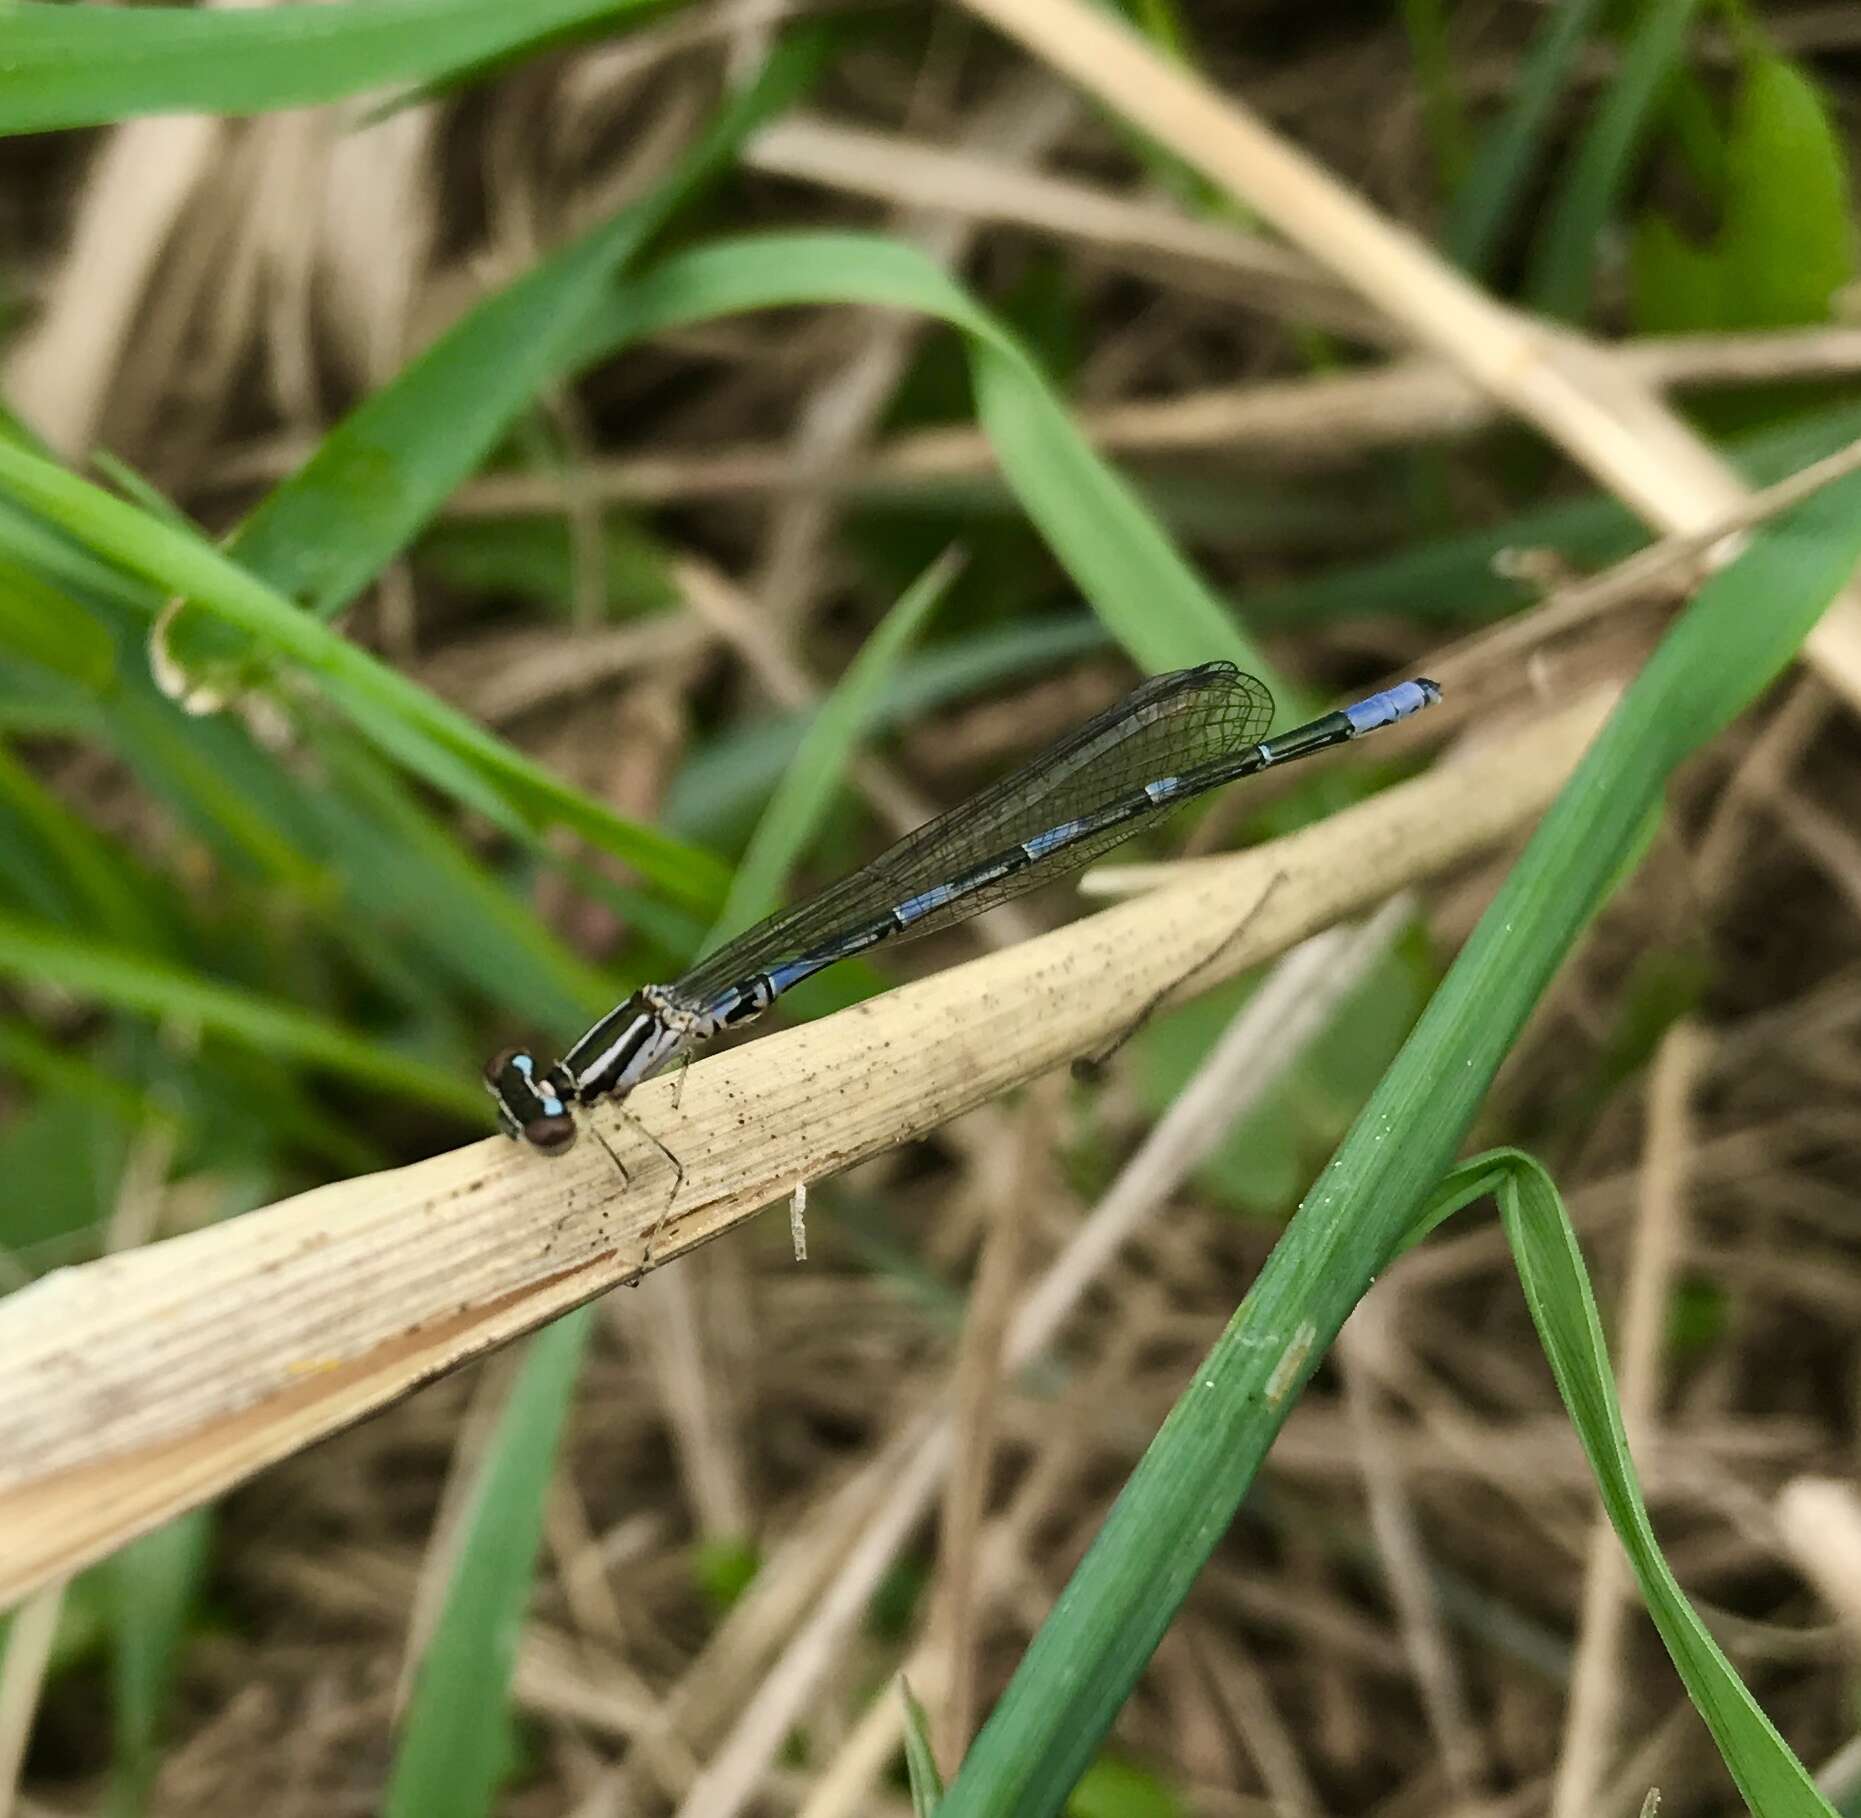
485 1046 529 1088
524 1111 578 1155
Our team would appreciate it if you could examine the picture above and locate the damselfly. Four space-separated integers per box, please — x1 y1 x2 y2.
487 661 1441 1154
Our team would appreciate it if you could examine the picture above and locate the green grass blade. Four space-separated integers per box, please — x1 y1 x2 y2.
104 1511 212 1818
1400 0 1470 195
0 0 655 135
664 614 1109 837
704 548 959 949
570 232 1290 703
0 440 727 909
1458 1150 1832 1817
0 1021 169 1133
1443 0 1612 275
1524 0 1704 320
901 1678 946 1815
939 462 1861 1814
0 911 484 1120
0 555 116 689
0 742 167 951
383 1307 595 1818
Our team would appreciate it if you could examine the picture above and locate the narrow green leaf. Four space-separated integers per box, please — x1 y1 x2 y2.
104 1512 213 1818
901 1677 945 1816
0 556 116 689
664 615 1110 837
0 911 485 1119
0 0 655 135
0 1020 169 1133
704 547 960 949
1525 0 1704 321
0 437 728 909
1249 396 1861 629
384 1308 595 1818
1400 0 1470 194
940 461 1861 1816
1444 0 1611 275
1481 1150 1828 1817
0 741 168 951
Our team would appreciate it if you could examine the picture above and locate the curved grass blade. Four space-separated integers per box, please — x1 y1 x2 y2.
0 438 727 909
1443 0 1611 276
1524 0 1704 320
938 459 1861 1816
0 0 655 136
566 232 1291 704
1429 1149 1832 1817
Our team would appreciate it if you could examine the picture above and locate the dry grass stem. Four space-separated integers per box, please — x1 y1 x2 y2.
745 113 1380 334
1777 1479 1861 1650
445 330 1861 514
7 116 224 452
1430 436 1861 693
928 1080 1050 1771
751 76 1075 628
0 1586 62 1818
1340 1298 1489 1797
637 1263 753 1540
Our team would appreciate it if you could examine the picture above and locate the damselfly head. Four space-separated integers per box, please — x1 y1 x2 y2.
484 1046 578 1155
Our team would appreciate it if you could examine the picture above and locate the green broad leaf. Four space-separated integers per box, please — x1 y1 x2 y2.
160 36 824 694
0 557 116 690
0 911 485 1121
566 233 1293 710
938 449 1861 1818
384 1307 594 1818
0 0 658 135
1632 52 1856 333
702 547 960 950
1525 0 1704 321
104 1512 213 1818
901 1678 945 1816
